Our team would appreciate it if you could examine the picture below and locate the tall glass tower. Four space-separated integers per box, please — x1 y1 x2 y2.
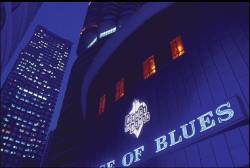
0 25 72 167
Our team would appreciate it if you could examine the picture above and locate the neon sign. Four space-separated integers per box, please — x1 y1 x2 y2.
124 99 150 138
99 98 246 167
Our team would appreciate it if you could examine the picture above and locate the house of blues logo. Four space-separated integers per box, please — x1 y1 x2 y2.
124 99 150 138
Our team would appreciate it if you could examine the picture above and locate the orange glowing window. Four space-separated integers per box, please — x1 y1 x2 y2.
170 35 185 60
98 94 106 115
115 79 125 101
143 55 156 79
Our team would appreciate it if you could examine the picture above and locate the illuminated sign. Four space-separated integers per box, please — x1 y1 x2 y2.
124 99 150 138
99 98 246 167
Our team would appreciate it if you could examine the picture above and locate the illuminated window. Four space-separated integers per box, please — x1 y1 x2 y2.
170 35 185 60
143 55 156 79
98 94 106 115
115 79 125 101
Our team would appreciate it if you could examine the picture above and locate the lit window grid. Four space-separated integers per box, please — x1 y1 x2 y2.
0 27 71 161
1 114 44 159
2 98 49 131
15 58 65 90
1 116 47 157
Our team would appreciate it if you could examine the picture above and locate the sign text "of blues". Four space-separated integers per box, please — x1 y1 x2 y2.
99 101 234 167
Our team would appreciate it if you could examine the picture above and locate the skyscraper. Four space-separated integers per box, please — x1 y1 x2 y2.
0 25 72 166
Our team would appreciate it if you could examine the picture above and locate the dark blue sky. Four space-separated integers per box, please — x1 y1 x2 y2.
36 2 87 43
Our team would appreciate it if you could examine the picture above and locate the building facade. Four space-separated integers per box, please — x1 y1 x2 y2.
46 2 249 167
0 25 72 166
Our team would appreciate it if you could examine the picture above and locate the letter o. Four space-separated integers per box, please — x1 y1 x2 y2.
122 152 134 167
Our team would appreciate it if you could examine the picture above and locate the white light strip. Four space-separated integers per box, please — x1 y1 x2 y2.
99 27 117 38
87 37 97 48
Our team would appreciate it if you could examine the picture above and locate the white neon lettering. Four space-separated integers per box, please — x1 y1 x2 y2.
100 101 236 167
134 146 144 162
99 160 115 168
180 119 196 139
216 101 234 123
197 111 216 132
169 130 182 146
154 135 168 153
122 152 134 167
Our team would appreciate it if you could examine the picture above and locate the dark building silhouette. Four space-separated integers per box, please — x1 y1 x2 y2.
77 2 144 53
0 25 72 166
45 2 249 167
0 2 42 75
43 3 145 165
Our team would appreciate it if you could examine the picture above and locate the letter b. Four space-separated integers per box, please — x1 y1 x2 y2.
154 135 168 153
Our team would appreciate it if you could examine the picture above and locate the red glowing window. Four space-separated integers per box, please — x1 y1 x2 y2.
170 35 185 60
115 79 125 101
143 55 156 80
98 94 106 115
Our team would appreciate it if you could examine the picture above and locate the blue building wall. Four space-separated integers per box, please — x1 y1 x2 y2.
85 3 249 167
45 3 249 167
137 9 249 166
